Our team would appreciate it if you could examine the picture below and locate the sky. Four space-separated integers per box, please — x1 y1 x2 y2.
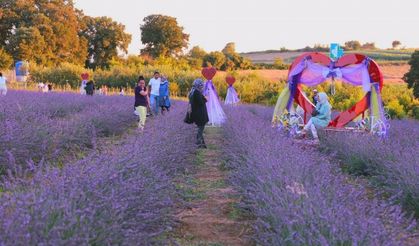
74 0 419 54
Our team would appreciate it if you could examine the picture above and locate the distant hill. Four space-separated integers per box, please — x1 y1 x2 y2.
241 49 415 64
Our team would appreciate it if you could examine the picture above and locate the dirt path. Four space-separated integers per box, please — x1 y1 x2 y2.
173 127 253 246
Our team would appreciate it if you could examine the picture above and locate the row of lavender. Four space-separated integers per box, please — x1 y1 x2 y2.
246 103 419 219
0 91 135 175
320 120 419 218
0 99 195 244
222 105 416 245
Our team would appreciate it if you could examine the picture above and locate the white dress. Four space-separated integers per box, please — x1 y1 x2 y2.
203 80 226 126
0 77 7 95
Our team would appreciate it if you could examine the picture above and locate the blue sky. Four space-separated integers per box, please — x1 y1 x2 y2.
74 0 419 54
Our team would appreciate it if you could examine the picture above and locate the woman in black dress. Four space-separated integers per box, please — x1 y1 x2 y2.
189 79 209 148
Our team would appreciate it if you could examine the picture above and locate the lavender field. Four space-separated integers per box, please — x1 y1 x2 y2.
0 91 418 245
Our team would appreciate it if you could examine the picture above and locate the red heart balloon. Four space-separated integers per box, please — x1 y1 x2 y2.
226 75 236 86
81 73 89 80
289 52 383 128
201 67 217 80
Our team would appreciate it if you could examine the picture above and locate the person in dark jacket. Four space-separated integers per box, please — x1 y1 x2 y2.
134 76 149 131
189 79 209 148
85 80 95 96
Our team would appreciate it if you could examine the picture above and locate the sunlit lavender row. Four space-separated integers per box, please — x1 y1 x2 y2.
0 99 194 244
0 91 134 175
222 105 416 245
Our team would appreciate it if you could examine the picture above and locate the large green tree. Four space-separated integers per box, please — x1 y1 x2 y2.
344 40 361 50
203 51 226 70
140 15 189 57
220 42 252 70
403 50 419 98
222 42 236 56
187 46 207 69
0 0 87 66
80 16 132 69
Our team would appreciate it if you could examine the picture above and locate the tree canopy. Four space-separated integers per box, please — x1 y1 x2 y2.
0 0 131 68
403 50 419 98
81 16 132 69
140 15 189 58
392 40 402 49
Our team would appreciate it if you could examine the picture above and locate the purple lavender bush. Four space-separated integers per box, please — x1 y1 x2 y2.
0 91 135 175
321 119 419 218
222 106 415 245
0 100 195 244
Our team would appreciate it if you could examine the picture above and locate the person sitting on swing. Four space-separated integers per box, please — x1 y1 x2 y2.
300 92 331 142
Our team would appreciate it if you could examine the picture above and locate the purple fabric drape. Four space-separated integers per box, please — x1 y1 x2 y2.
286 58 372 92
204 80 219 97
225 86 240 105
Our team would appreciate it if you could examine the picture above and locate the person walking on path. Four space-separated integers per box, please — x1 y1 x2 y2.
134 76 149 131
0 72 7 95
159 75 171 114
148 71 161 116
189 79 209 148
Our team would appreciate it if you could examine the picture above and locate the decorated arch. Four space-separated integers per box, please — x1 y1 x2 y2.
272 52 387 134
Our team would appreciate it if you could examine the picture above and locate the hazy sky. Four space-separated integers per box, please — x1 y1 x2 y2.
74 0 419 54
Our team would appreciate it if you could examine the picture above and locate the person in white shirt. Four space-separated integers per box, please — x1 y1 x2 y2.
37 82 45 92
42 83 49 93
0 72 7 95
119 88 125 96
80 80 87 95
148 71 161 115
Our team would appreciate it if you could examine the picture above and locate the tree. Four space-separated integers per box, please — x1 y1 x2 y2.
203 51 226 70
140 15 189 58
403 50 419 98
344 40 361 50
222 42 236 56
361 42 376 50
81 16 132 69
392 40 401 49
188 46 207 69
7 27 47 64
0 48 13 70
0 0 88 66
188 46 207 59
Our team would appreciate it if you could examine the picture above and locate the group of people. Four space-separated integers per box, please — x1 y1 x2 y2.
80 80 96 95
37 82 53 93
134 72 171 131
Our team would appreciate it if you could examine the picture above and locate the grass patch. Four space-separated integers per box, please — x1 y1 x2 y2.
208 179 227 189
194 150 205 166
227 202 253 221
176 177 207 202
